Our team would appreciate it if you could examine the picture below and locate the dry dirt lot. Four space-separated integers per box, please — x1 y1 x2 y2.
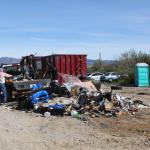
0 86 150 150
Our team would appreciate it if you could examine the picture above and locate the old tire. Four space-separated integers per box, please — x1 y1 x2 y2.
111 85 122 90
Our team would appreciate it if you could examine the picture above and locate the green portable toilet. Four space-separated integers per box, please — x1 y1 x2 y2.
135 63 149 87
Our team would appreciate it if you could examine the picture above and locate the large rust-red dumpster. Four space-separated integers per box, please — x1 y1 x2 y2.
23 54 87 83
49 54 87 76
48 54 87 83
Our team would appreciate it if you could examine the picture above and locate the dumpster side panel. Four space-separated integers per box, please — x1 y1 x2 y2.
26 54 87 83
34 57 45 79
81 55 87 76
54 55 61 82
52 54 87 76
61 55 66 74
71 55 75 76
75 55 81 77
66 55 71 74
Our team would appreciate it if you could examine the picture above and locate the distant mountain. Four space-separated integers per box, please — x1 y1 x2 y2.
0 57 115 66
103 60 115 65
87 59 96 65
0 57 20 65
87 59 115 65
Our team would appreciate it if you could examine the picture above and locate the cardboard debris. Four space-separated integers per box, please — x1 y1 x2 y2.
61 73 97 92
81 81 97 92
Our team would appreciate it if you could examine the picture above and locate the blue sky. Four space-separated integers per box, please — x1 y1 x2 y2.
0 0 150 59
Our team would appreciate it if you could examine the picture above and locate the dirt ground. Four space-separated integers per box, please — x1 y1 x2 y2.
0 85 150 150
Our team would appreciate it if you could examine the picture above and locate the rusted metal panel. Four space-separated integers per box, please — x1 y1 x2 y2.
61 55 66 74
75 55 81 77
70 55 75 76
54 55 61 82
66 55 71 75
34 57 44 78
50 54 87 78
81 55 87 76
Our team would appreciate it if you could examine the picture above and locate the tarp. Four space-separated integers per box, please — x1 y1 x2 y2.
31 90 49 104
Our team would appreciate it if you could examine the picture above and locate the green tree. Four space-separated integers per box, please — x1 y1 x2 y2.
116 49 150 85
91 60 102 72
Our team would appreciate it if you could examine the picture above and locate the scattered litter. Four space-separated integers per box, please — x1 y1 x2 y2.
71 110 80 119
3 73 149 121
144 137 150 147
44 112 51 118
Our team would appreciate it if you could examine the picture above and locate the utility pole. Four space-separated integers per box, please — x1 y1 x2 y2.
99 52 101 71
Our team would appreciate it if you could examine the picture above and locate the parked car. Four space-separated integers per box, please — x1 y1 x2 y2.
101 72 121 82
88 72 104 81
86 73 92 77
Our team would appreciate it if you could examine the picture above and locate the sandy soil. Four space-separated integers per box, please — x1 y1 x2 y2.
0 86 150 150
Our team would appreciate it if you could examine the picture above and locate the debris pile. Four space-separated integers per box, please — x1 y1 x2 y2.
14 73 148 119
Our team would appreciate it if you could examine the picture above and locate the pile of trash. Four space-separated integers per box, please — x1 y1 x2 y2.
10 73 148 119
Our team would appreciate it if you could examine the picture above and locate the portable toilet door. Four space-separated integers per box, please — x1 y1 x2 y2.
135 63 149 87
